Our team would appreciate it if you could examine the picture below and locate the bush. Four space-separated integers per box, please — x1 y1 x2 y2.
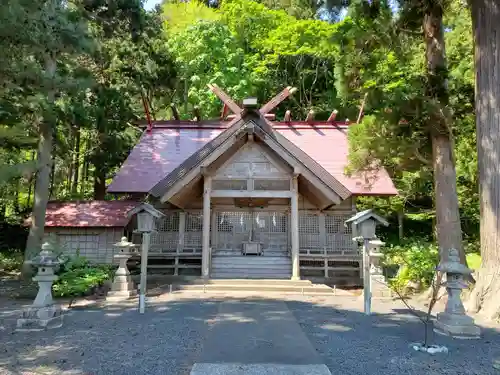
0 250 23 273
382 240 439 294
52 255 114 298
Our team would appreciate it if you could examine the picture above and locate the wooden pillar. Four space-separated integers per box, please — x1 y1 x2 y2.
202 176 212 278
291 175 300 280
211 209 217 250
176 212 186 276
319 212 327 278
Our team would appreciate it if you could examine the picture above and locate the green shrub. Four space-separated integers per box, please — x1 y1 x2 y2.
382 240 439 294
0 251 23 273
53 255 114 298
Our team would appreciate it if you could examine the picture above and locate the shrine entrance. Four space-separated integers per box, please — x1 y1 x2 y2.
213 209 290 257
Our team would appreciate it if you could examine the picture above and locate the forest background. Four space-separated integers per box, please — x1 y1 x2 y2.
0 0 482 297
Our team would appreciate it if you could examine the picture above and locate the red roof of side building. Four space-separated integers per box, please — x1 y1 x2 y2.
107 120 398 196
38 200 139 228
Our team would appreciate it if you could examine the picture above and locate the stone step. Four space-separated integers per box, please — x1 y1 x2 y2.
173 283 336 294
201 279 313 286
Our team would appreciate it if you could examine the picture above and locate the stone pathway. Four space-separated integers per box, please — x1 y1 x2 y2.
192 299 330 374
0 292 499 375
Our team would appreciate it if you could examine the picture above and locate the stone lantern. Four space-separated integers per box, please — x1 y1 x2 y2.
346 209 389 315
433 248 481 339
368 238 392 298
17 242 63 331
127 202 165 313
106 236 138 302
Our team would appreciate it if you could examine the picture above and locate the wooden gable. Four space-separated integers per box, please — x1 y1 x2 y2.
214 142 291 180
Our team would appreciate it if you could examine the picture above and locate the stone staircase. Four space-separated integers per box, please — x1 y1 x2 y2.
211 255 291 279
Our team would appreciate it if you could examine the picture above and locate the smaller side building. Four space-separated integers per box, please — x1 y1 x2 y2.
41 200 139 264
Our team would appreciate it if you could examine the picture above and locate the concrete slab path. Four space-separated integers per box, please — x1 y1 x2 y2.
192 299 331 374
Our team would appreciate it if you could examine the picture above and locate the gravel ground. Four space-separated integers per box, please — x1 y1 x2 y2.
0 292 499 375
0 296 219 375
287 296 500 375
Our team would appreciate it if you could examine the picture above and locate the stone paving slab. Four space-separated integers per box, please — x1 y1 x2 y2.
190 363 332 375
198 299 324 365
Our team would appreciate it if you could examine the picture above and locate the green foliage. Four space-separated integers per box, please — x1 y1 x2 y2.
163 0 221 34
0 251 23 273
383 240 439 293
466 253 481 270
53 255 114 298
168 20 252 117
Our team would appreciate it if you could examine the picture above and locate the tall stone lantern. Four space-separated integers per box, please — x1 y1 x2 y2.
106 236 138 302
368 238 392 298
433 248 481 339
346 209 389 315
17 242 63 331
127 202 165 314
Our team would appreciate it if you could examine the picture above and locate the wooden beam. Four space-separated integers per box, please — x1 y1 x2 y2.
220 103 229 120
210 190 293 198
327 110 338 123
291 175 300 280
201 176 211 278
305 109 315 123
284 110 292 123
207 84 243 114
357 92 368 124
259 87 297 115
226 113 275 121
170 103 180 121
193 106 201 122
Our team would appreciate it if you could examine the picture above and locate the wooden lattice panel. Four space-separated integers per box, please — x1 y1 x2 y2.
57 231 100 260
253 179 290 191
212 179 247 190
298 212 321 249
253 212 288 251
215 211 252 250
185 211 203 251
325 214 357 254
150 212 179 253
214 211 288 252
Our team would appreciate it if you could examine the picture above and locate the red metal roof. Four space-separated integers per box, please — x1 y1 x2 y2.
108 120 397 196
40 200 139 228
107 127 225 193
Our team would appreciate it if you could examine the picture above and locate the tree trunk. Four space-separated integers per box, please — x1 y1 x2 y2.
24 56 56 271
93 167 106 200
27 151 36 208
397 210 404 240
49 154 56 199
71 127 80 195
423 2 465 266
467 0 500 320
14 178 20 213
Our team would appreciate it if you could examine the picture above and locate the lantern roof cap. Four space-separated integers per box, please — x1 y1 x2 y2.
345 209 388 227
28 242 61 267
127 202 165 219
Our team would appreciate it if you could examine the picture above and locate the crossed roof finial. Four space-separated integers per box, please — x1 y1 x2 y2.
207 84 297 118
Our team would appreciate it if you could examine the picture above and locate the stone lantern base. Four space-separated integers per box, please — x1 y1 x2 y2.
370 274 394 298
433 312 481 339
106 283 137 301
16 304 63 332
106 255 137 302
